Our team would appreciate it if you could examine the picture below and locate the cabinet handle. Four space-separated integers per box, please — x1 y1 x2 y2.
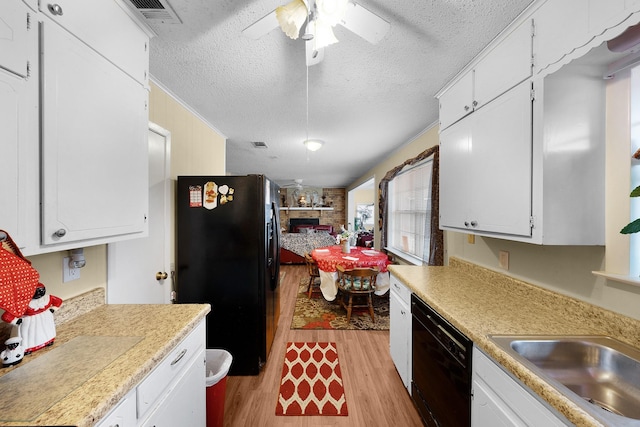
170 349 187 366
464 105 470 111
464 221 469 227
472 100 478 107
54 228 66 238
48 3 63 15
470 221 478 227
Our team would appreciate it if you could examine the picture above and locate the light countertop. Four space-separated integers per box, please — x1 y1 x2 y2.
389 257 640 427
0 294 210 427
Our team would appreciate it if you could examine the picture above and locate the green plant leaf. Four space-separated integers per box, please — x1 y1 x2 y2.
621 218 640 234
631 186 640 197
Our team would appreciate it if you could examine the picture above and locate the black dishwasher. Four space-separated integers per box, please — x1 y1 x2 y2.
411 295 472 427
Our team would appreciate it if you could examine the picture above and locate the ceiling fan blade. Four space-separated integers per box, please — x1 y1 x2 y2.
306 39 324 66
242 10 279 39
339 1 390 45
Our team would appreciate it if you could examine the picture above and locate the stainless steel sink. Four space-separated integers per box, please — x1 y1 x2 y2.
489 335 640 426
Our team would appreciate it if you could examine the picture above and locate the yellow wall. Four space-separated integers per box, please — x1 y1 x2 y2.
25 81 226 303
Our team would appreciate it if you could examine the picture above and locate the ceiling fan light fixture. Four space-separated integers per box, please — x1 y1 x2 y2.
316 0 348 26
304 139 324 152
275 0 308 40
310 18 339 50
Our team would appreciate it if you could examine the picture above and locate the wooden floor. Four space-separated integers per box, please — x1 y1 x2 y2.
223 265 423 426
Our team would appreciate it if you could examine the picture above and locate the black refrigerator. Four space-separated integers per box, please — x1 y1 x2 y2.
176 175 281 375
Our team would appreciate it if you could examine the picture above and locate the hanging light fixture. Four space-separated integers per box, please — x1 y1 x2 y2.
304 139 324 151
303 63 325 152
276 0 348 46
275 0 308 39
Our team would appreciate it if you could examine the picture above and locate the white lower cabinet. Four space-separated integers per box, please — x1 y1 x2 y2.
389 274 411 392
95 390 137 427
139 350 206 427
97 320 206 427
472 347 569 427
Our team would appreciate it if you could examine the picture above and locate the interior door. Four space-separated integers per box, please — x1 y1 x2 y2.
107 123 171 304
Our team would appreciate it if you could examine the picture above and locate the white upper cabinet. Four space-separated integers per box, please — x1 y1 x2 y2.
38 0 148 85
532 0 589 73
440 81 533 237
438 19 533 131
0 1 30 78
0 0 151 254
439 71 474 131
533 0 640 75
474 19 533 109
0 70 28 246
40 19 148 246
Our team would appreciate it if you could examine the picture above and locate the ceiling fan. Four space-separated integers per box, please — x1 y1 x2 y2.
281 178 305 189
242 0 390 66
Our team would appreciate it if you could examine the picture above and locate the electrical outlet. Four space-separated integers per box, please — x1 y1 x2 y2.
499 251 509 270
63 257 81 282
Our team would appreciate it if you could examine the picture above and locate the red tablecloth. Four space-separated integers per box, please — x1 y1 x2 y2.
311 245 390 273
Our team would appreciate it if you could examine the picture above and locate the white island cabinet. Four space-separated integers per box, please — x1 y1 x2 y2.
472 347 569 427
96 320 206 427
389 274 412 392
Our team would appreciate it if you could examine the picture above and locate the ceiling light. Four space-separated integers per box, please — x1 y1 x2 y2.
304 139 324 151
308 19 339 50
275 0 308 40
315 0 348 26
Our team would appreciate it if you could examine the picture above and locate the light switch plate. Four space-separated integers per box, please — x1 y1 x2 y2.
63 257 81 282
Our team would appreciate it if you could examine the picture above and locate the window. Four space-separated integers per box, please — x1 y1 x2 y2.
388 159 433 263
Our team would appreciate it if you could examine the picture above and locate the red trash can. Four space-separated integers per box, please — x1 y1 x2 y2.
206 349 233 427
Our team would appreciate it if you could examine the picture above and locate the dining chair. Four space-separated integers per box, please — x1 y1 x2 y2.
304 253 321 298
335 264 379 323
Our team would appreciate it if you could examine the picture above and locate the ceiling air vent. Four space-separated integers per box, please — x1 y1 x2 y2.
252 141 269 149
127 0 182 24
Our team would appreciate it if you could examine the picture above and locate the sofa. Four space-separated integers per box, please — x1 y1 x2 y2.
291 224 334 235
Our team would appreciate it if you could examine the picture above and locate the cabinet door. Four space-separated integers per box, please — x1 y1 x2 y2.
390 289 410 391
470 81 532 237
472 348 568 427
439 70 474 130
39 0 148 84
439 118 471 230
533 0 589 72
474 19 532 109
0 1 30 78
0 70 27 245
139 348 206 427
40 20 148 245
94 390 136 427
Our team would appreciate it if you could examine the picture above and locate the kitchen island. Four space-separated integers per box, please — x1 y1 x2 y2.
389 258 640 427
0 288 210 427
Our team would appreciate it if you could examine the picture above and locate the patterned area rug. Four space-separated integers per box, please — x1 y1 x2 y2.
291 280 389 330
275 342 348 416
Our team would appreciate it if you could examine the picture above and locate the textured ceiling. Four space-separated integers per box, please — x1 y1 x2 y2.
146 0 534 188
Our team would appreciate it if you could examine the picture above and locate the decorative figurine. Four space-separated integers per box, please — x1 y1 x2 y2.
2 284 63 355
1 336 24 367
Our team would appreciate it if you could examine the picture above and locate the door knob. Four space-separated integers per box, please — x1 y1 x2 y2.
48 3 63 15
156 272 168 281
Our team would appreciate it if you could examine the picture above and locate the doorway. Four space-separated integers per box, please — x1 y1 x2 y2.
106 123 172 304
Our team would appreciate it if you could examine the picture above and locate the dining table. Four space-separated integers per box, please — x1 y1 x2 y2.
311 245 391 301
